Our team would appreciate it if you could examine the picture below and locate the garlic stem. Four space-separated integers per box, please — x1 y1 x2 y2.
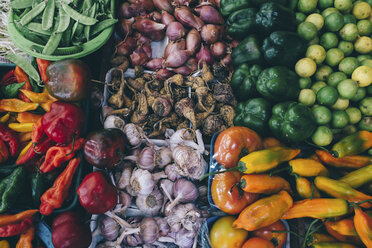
166 194 181 212
105 212 133 228
153 171 167 181
160 183 173 201
158 237 175 243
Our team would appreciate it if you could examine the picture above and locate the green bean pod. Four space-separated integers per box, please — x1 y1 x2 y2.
42 0 55 30
91 19 118 36
19 1 46 26
55 8 70 33
43 32 63 55
10 0 33 9
62 3 97 25
5 54 41 83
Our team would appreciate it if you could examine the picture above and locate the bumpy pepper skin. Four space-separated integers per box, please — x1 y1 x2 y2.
220 0 250 16
231 35 263 66
269 101 316 143
0 166 25 213
0 123 19 157
230 64 263 101
0 140 9 164
354 207 372 248
340 164 372 188
214 126 262 169
295 176 321 199
240 174 292 194
233 190 293 231
0 217 33 237
227 8 257 39
332 131 372 158
234 98 272 136
324 218 362 245
315 150 372 169
281 198 349 219
289 159 328 177
16 225 34 248
36 58 51 84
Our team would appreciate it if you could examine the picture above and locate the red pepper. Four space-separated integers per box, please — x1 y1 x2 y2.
41 102 85 144
40 158 80 215
0 123 19 157
36 58 51 84
0 217 33 237
51 211 92 248
16 136 54 165
0 70 16 86
77 171 117 214
40 138 84 173
0 139 9 163
14 66 32 103
32 118 45 146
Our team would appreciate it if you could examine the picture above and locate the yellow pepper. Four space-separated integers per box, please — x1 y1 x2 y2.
0 99 39 112
17 141 32 161
309 233 337 244
340 164 372 188
289 158 329 177
19 88 57 103
311 243 358 248
0 240 9 248
8 123 34 132
19 132 32 142
0 113 10 123
295 176 321 199
332 131 372 158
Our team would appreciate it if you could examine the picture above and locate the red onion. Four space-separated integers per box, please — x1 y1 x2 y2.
196 45 213 65
161 11 175 25
201 24 219 44
117 18 134 38
134 32 151 45
168 66 192 75
155 69 174 80
133 17 166 36
164 39 185 58
185 57 198 71
221 53 232 66
166 22 186 40
145 58 163 70
186 29 201 55
136 0 154 12
163 50 190 67
174 7 204 31
210 41 226 58
119 2 133 18
130 47 150 66
149 11 162 22
194 5 224 24
116 37 136 56
153 0 174 13
143 43 152 58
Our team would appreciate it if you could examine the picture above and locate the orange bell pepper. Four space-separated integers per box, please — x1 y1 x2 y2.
17 112 42 123
354 206 372 248
14 66 31 103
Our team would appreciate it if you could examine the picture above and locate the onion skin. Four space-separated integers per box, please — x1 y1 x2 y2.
166 22 186 40
185 57 198 71
116 37 137 56
130 47 150 66
201 24 219 44
172 0 194 7
133 17 166 37
221 53 232 66
194 5 224 24
164 39 186 59
149 11 162 22
210 41 226 58
163 50 191 67
215 25 227 40
186 29 201 55
168 66 192 75
153 0 174 13
155 69 174 80
174 7 204 31
134 32 152 45
117 18 134 38
161 11 176 25
196 45 214 65
145 58 164 70
197 0 217 7
143 43 152 58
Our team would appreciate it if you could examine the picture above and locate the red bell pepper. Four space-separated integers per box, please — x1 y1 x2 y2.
14 66 32 103
0 123 19 157
0 70 16 86
36 58 51 84
41 102 85 144
77 171 117 214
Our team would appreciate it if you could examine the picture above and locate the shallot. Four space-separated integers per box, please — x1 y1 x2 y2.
163 50 190 68
174 7 204 30
221 53 232 66
186 29 201 55
143 43 153 58
196 45 213 65
153 0 174 13
194 5 224 24
164 40 185 59
185 57 198 71
116 36 136 56
149 11 162 22
118 18 134 38
154 69 174 80
133 18 166 40
145 58 163 70
135 0 155 12
136 186 164 216
130 47 150 66
166 178 199 212
134 32 151 45
201 24 219 44
210 41 226 58
161 11 176 25
168 66 192 75
166 22 186 40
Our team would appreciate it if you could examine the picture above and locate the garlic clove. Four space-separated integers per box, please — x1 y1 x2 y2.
104 115 126 130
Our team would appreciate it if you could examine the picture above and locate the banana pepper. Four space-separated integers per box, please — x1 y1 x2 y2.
239 174 292 194
340 164 372 188
316 150 372 169
310 243 358 248
295 176 321 199
332 131 372 158
0 99 39 112
19 89 57 112
289 158 328 177
354 207 372 248
309 233 336 244
8 123 34 133
324 217 362 245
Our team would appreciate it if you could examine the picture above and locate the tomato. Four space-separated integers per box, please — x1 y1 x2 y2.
210 216 248 248
211 171 258 215
252 221 287 248
241 237 275 248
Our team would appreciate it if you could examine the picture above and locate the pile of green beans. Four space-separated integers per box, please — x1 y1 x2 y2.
9 0 117 55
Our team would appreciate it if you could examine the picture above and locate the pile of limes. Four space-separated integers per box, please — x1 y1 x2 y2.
294 0 372 147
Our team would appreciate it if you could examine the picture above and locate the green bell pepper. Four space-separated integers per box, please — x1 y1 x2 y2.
255 2 296 35
262 31 307 67
0 166 25 213
256 66 300 102
227 8 257 39
269 101 317 143
230 64 263 101
220 0 251 16
231 35 263 66
234 98 272 136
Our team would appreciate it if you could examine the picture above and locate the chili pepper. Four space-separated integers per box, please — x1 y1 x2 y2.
340 164 372 188
1 70 16 86
0 113 9 123
315 176 372 208
16 141 32 161
19 88 57 103
324 218 362 245
16 225 34 248
354 206 372 247
1 82 25 98
40 138 84 173
8 123 34 133
332 131 372 158
19 132 31 142
36 58 51 84
214 126 262 169
0 123 19 156
289 158 328 177
295 176 321 199
281 199 349 219
0 99 39 112
41 101 54 112
310 243 358 248
14 66 32 103
0 210 38 227
0 217 33 237
0 166 26 213
16 137 54 165
263 137 283 149
41 102 85 144
315 150 372 169
32 118 44 146
239 174 292 194
17 112 42 123
309 233 337 244
0 140 9 164
232 191 293 231
40 157 80 215
0 240 9 248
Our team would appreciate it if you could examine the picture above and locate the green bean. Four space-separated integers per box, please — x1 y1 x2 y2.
82 0 93 9
32 0 43 9
43 32 63 55
55 8 70 33
42 0 55 30
17 8 31 20
61 20 73 46
91 19 117 36
20 1 46 26
62 3 97 25
5 54 41 83
15 21 46 45
10 0 33 9
84 3 96 41
27 22 52 35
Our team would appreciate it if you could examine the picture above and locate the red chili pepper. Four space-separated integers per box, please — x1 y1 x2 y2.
0 139 9 163
0 123 19 157
32 119 45 146
40 138 84 173
36 58 51 84
0 70 16 86
16 137 54 165
0 217 33 237
41 102 85 144
40 158 80 215
14 66 32 103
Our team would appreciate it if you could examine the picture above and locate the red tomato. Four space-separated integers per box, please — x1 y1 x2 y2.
211 171 258 215
242 237 275 248
252 221 287 248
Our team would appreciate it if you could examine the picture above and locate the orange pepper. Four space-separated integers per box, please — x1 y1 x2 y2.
354 207 372 248
17 112 42 123
324 217 362 245
263 137 283 149
14 66 32 103
36 58 51 84
0 210 38 226
15 226 34 248
19 132 32 143
0 99 39 112
239 174 292 194
19 88 57 103
295 176 321 199
316 150 372 170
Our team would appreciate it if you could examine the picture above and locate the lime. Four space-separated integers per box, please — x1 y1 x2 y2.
312 126 333 146
351 87 366 101
312 81 327 93
352 65 372 87
295 58 317 77
315 65 333 80
306 45 327 64
308 36 320 45
299 77 313 89
334 0 353 12
361 59 372 68
339 23 358 41
322 7 340 18
344 14 357 24
317 86 339 106
354 36 372 54
296 12 307 24
319 0 334 9
299 89 317 106
337 79 359 99
325 48 345 67
357 20 372 36
298 0 318 13
359 117 372 131
332 110 350 128
327 71 348 87
360 97 372 115
298 22 318 41
338 57 360 75
306 13 325 30
313 105 332 124
357 54 372 62
368 85 372 94
338 41 354 56
346 107 362 124
353 2 372 19
325 12 345 31
331 97 349 110
320 32 339 49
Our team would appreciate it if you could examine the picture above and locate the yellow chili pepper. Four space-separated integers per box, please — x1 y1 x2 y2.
295 176 321 199
19 88 57 103
17 141 32 161
311 243 358 248
339 164 372 189
16 226 34 248
309 233 337 244
19 132 32 143
354 206 372 248
332 131 372 158
289 158 329 177
316 150 372 170
0 240 10 248
41 101 54 112
8 123 34 132
0 113 10 123
17 112 42 123
0 99 39 112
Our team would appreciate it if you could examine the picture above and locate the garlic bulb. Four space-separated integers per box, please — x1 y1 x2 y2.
155 217 170 237
118 165 133 190
140 217 159 244
136 186 164 216
98 216 119 241
155 147 173 168
126 234 143 246
165 164 182 181
137 147 156 171
123 123 144 147
160 179 174 201
130 169 155 196
167 203 202 233
166 178 199 212
104 115 125 130
119 191 132 209
172 145 207 180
